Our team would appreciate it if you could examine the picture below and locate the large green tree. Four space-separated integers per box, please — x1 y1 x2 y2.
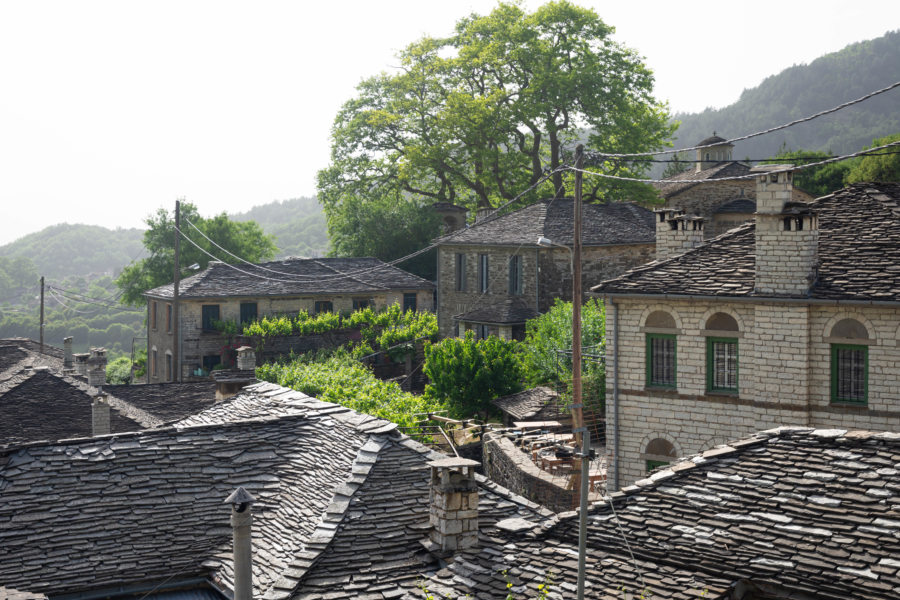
318 1 673 261
116 203 276 306
845 133 900 184
763 146 852 198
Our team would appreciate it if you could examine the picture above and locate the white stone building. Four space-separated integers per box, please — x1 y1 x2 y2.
593 171 900 487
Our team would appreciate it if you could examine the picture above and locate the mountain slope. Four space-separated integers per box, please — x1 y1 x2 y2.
231 196 329 258
669 30 900 163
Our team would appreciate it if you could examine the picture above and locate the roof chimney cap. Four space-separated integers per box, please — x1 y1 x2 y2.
225 486 256 512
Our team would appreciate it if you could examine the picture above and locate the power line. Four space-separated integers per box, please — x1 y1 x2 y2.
588 79 900 159
626 149 900 164
571 139 900 185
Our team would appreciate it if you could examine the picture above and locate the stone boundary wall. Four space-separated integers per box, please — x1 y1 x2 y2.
482 432 574 513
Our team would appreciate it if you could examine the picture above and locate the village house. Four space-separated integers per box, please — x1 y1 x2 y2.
658 134 814 237
143 257 434 382
435 198 655 339
1 377 898 599
592 172 900 487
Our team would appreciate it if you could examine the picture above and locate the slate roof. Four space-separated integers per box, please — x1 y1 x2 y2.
436 199 655 247
414 427 900 599
144 257 434 300
492 386 562 421
655 161 752 199
697 134 730 147
104 382 217 425
594 183 900 302
714 196 756 214
454 297 539 325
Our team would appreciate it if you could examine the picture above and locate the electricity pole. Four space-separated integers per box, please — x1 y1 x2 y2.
173 200 181 383
39 276 45 352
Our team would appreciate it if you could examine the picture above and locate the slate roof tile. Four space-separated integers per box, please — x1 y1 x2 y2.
594 183 900 301
436 199 655 247
144 258 433 300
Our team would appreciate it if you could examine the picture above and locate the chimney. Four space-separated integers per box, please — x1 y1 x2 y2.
236 346 256 372
86 348 108 387
428 457 480 553
654 209 705 261
92 393 111 436
63 336 74 370
73 353 90 377
752 166 818 296
225 487 255 600
475 207 495 222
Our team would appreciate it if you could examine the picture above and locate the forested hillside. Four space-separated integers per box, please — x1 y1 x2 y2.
669 30 900 163
231 196 329 258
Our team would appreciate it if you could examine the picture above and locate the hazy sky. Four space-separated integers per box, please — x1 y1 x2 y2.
1 1 897 246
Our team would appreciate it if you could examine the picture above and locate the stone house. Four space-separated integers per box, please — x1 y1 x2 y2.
435 198 656 339
592 172 900 487
658 134 814 237
143 257 434 382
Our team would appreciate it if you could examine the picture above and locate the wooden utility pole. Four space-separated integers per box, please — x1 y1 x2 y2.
39 276 45 352
173 200 181 383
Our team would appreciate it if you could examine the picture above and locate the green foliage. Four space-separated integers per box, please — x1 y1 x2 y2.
319 1 673 262
669 31 900 173
256 351 441 429
661 151 692 178
105 356 133 385
522 298 606 385
845 133 900 184
423 332 523 420
231 196 330 258
116 202 276 306
762 146 853 198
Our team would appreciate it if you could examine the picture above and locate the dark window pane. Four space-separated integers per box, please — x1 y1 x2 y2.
201 305 220 331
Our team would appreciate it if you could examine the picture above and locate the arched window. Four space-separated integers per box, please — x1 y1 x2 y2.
645 311 677 388
829 318 869 404
644 437 677 473
705 313 739 393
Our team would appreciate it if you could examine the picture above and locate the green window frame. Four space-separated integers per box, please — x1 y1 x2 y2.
706 337 738 393
831 344 867 404
201 304 220 332
508 255 523 295
646 460 669 473
646 333 676 388
239 302 258 324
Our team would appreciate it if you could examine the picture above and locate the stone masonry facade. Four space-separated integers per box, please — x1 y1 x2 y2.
607 297 900 486
148 290 433 382
437 243 654 338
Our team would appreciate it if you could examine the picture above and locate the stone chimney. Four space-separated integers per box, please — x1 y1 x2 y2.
92 393 111 436
73 353 90 377
63 336 74 370
432 202 468 234
236 346 256 372
654 209 705 261
86 348 108 387
475 207 495 222
752 165 818 296
225 487 255 600
428 457 480 553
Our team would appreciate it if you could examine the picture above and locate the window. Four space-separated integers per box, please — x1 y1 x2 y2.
707 337 738 392
508 255 523 295
478 254 489 293
455 253 467 292
831 345 867 404
151 348 158 378
203 354 221 372
353 298 373 311
646 460 670 473
201 305 220 331
314 300 333 314
476 324 489 340
403 293 417 312
240 302 258 324
166 304 172 332
646 334 676 388
151 301 158 330
165 352 173 382
643 438 677 475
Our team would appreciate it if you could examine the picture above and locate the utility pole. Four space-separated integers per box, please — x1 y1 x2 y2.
39 276 45 352
173 200 181 383
572 144 590 600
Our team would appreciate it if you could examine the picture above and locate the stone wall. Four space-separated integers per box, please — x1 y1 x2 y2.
437 243 655 339
606 297 900 487
482 432 575 513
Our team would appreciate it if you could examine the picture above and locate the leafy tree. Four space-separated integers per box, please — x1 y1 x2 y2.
763 146 852 197
845 133 900 184
318 1 673 252
116 203 276 306
325 193 441 280
661 151 692 178
522 298 605 385
105 356 133 385
423 332 523 420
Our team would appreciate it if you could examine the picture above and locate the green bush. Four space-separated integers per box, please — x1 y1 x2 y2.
256 351 441 428
105 356 133 385
423 332 523 420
